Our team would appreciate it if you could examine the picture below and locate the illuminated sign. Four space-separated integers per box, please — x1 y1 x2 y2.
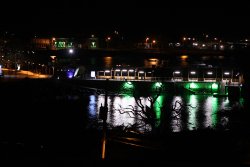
53 39 74 49
91 42 96 48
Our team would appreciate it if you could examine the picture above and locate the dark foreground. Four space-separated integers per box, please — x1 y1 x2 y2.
1 78 250 166
2 129 250 167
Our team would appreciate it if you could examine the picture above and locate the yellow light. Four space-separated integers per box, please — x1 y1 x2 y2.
181 55 188 60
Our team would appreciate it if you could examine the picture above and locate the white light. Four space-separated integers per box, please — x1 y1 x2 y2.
115 69 120 72
74 68 79 77
175 43 180 46
122 69 127 72
207 72 213 75
190 71 196 75
174 71 180 74
139 71 144 73
224 72 230 75
69 49 74 54
105 70 110 73
17 64 21 71
91 71 96 77
129 69 134 72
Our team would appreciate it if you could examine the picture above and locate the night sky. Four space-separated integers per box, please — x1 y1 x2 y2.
1 1 250 40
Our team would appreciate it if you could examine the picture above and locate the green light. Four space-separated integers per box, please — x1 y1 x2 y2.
152 82 163 92
154 95 164 127
121 82 134 94
91 42 96 48
190 82 198 89
58 41 66 48
155 82 162 88
211 97 218 128
212 83 218 90
68 42 73 47
124 82 133 89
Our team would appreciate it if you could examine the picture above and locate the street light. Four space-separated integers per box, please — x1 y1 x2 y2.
188 71 197 81
173 71 181 81
145 37 150 49
50 56 56 75
152 40 157 48
69 49 74 54
106 37 111 48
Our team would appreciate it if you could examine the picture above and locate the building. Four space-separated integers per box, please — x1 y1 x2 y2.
31 37 75 50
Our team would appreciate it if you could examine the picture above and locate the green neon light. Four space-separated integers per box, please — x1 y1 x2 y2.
58 41 66 48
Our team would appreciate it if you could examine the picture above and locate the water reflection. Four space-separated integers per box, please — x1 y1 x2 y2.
171 96 184 132
188 95 198 130
203 97 218 128
111 95 135 126
88 93 243 132
88 95 97 118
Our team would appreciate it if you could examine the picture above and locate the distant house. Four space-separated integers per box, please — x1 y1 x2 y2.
32 38 51 50
86 35 99 49
51 38 75 50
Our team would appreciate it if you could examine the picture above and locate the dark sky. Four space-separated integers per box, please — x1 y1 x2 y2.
1 1 250 40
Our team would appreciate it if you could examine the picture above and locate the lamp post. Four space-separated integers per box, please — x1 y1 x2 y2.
152 40 156 48
50 56 56 76
145 37 149 49
173 71 180 81
106 37 111 49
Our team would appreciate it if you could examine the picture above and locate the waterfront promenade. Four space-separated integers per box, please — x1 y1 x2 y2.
1 68 52 79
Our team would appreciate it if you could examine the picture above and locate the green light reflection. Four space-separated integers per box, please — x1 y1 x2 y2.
154 95 164 127
188 95 198 130
211 97 218 128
